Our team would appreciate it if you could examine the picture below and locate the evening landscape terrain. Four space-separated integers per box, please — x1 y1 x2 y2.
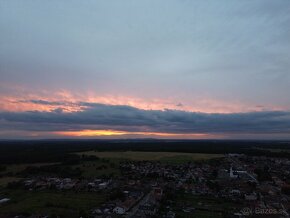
1 140 290 217
1 0 290 217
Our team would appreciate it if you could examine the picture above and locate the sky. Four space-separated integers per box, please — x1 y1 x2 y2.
0 0 290 139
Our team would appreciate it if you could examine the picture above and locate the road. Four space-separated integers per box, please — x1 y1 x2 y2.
126 190 153 218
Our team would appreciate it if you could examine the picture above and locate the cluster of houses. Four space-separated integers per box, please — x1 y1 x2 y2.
92 187 163 217
92 189 144 216
19 175 164 217
225 154 290 217
117 154 290 217
5 153 290 217
22 177 112 191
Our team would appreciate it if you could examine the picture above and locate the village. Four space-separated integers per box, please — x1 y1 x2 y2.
2 153 290 217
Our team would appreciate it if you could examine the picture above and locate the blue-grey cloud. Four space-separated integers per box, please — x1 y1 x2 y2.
1 102 290 136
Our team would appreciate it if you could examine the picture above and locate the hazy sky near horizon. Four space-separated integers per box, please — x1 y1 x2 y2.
1 0 290 139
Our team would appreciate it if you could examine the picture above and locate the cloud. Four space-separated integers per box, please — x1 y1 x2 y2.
0 101 290 136
1 0 290 108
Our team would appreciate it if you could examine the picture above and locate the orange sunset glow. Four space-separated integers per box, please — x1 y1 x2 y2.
56 129 211 138
0 88 285 114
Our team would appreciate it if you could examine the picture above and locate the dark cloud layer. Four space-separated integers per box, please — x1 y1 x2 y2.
1 101 290 135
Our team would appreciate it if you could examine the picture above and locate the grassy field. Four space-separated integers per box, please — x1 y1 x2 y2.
72 160 120 178
0 163 59 176
77 151 224 163
71 151 224 177
177 210 224 218
0 190 106 217
255 147 290 153
172 193 242 218
0 177 22 187
0 163 60 188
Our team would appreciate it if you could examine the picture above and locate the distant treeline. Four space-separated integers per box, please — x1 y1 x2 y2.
0 139 290 164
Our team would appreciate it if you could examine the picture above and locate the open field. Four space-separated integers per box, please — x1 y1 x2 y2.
255 147 290 153
0 177 21 187
0 190 106 217
72 160 120 178
76 151 224 163
0 163 59 176
172 193 242 218
0 163 61 188
177 210 223 218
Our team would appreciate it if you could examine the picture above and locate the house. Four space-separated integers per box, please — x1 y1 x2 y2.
153 187 163 200
92 208 102 215
113 206 126 214
0 198 10 204
245 192 257 201
99 182 108 189
230 167 238 179
230 189 241 196
88 182 95 188
165 211 176 218
139 203 156 216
